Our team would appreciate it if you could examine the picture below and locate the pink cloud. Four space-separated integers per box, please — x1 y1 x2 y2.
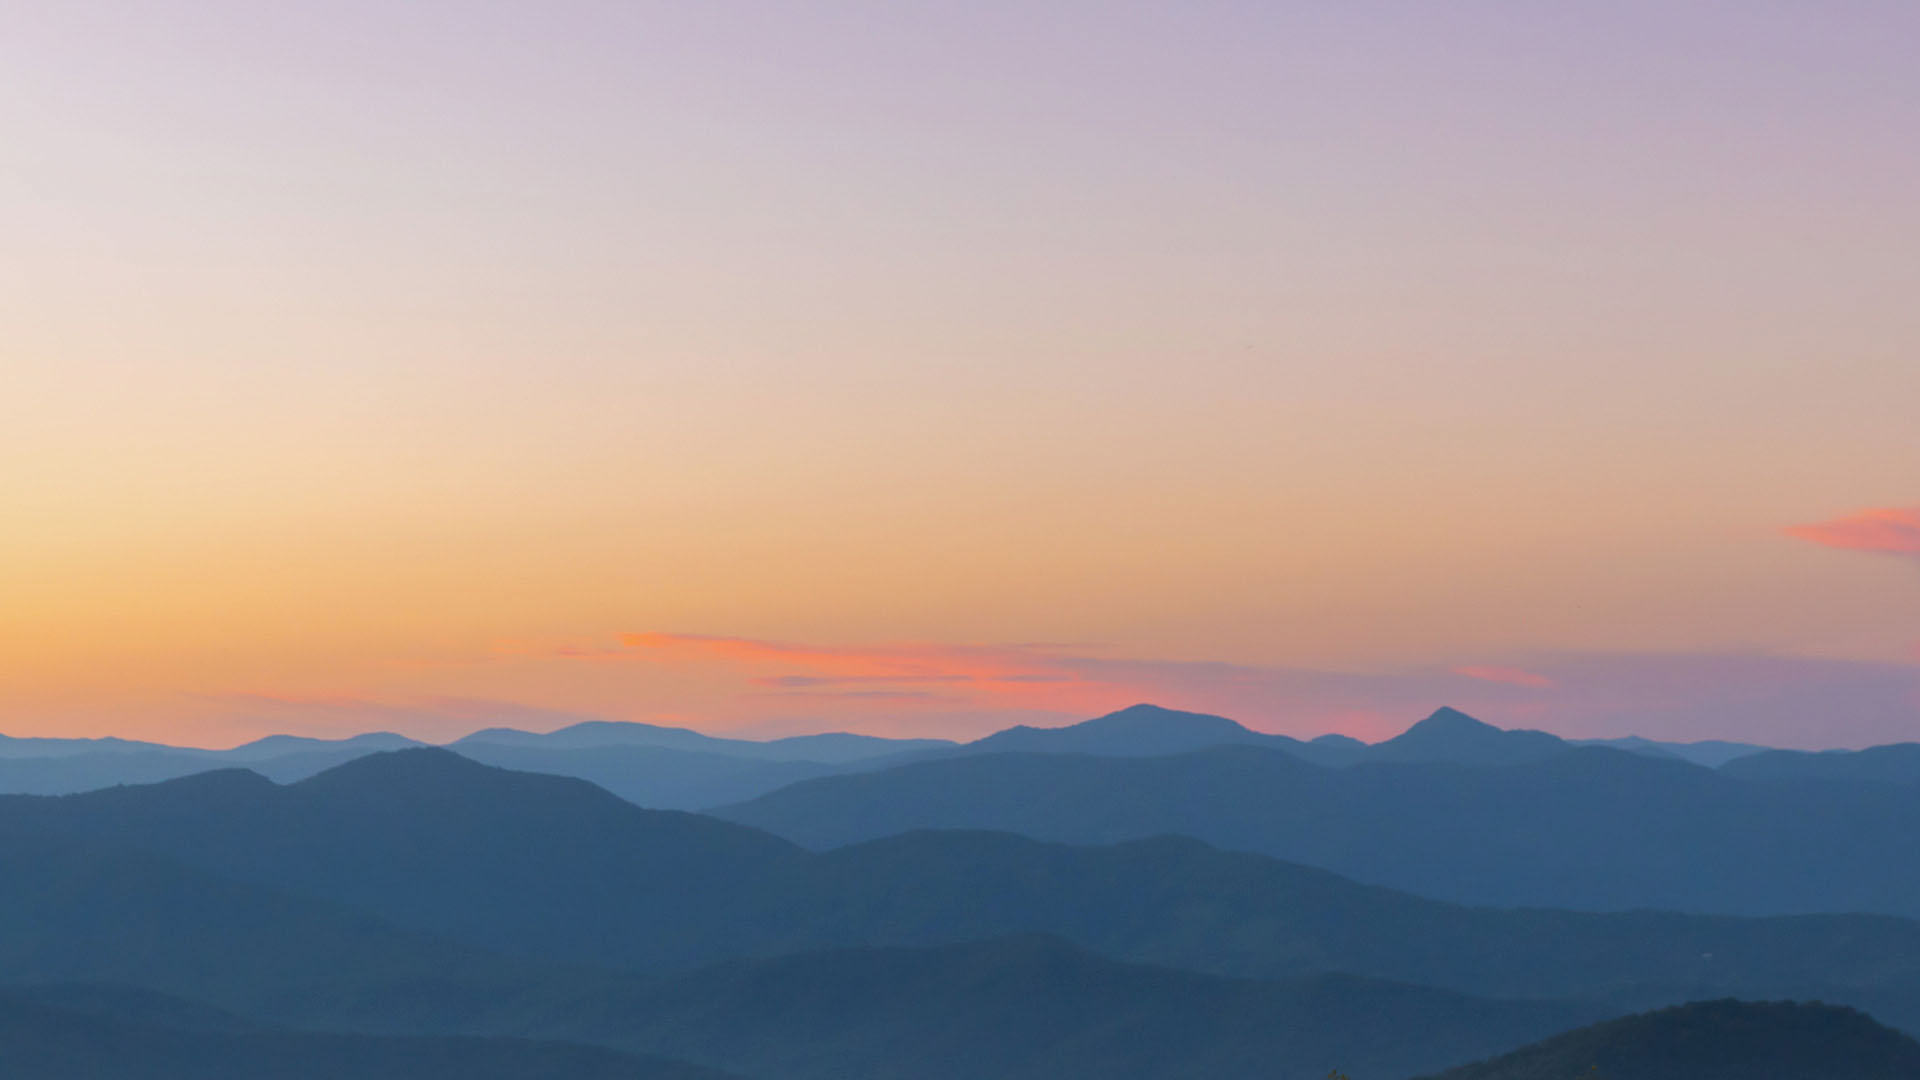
602 632 1136 715
1786 506 1920 557
1453 666 1557 689
492 630 1920 749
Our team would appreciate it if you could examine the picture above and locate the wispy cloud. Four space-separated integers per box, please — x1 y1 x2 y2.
1787 506 1920 557
749 674 976 688
607 633 1102 709
510 630 1920 748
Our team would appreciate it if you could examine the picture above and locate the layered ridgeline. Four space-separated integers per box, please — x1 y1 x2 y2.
12 701 1904 810
13 703 1920 917
1420 1000 1920 1080
0 703 1783 804
0 732 426 794
0 943 1600 1080
7 751 1920 1032
0 723 949 803
718 707 1920 917
0 764 1611 1079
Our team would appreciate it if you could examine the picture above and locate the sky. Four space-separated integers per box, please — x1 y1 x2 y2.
4 2 1917 749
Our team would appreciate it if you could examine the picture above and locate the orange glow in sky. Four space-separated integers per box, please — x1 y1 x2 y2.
4 4 1918 748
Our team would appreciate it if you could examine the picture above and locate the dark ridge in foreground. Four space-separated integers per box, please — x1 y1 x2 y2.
0 992 734 1080
1421 999 1920 1080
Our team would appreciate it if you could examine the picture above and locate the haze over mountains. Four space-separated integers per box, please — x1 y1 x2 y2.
7 704 1920 1077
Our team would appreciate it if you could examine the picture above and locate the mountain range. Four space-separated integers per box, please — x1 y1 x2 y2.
717 711 1920 917
7 705 1920 1077
0 702 1820 805
9 749 1920 1029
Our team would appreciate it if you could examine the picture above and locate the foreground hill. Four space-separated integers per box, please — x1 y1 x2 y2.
1422 999 1920 1080
717 742 1920 916
0 991 731 1080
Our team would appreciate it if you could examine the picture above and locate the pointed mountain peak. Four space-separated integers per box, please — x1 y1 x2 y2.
1409 706 1498 734
1372 707 1568 766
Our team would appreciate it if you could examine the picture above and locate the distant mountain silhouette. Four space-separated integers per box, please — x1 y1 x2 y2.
547 935 1608 1080
0 705 1793 808
1575 735 1770 768
455 720 951 762
1721 743 1920 784
0 733 176 759
1421 999 1920 1080
958 703 1362 764
955 705 1580 768
0 991 732 1080
0 751 233 796
217 732 422 762
717 742 1920 917
0 733 423 795
1369 707 1569 766
0 719 941 801
1314 732 1369 751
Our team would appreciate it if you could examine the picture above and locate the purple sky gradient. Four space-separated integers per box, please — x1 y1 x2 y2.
4 2 1917 745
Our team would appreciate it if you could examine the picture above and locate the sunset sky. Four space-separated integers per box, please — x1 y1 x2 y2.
5 2 1917 748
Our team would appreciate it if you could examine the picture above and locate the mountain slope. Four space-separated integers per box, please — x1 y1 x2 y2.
454 720 950 762
451 743 842 810
0 750 801 969
716 743 1920 916
1370 707 1568 766
1421 999 1920 1080
719 830 1920 1009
